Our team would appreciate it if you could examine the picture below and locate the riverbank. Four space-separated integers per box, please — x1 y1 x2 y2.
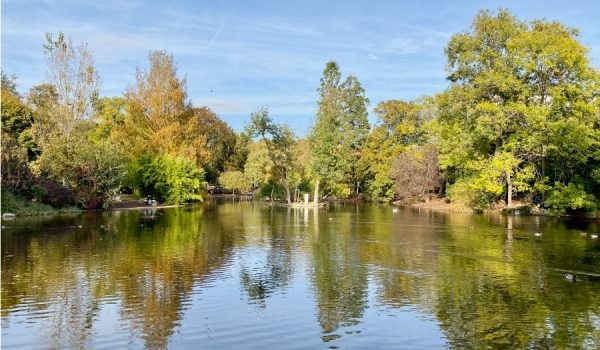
407 197 473 213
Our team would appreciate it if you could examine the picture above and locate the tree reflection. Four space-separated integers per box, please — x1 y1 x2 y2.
2 204 599 349
309 207 369 341
1 207 237 349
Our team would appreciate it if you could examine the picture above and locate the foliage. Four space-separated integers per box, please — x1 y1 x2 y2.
446 178 496 213
359 98 434 201
1 87 33 137
114 52 236 183
1 132 35 194
244 140 273 189
219 171 250 193
35 179 77 208
309 61 370 201
1 71 18 94
437 9 600 210
89 96 127 141
545 182 597 215
246 108 297 203
114 50 191 159
66 141 128 208
130 154 206 204
390 145 440 201
32 33 101 183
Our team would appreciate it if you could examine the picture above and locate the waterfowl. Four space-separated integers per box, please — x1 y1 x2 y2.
392 207 399 213
565 274 577 282
580 232 588 236
591 234 598 239
534 232 542 237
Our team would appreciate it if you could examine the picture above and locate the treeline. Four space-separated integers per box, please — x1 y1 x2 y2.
2 9 599 215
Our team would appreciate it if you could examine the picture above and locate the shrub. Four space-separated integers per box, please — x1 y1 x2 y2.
37 179 77 208
545 182 596 215
447 178 496 212
131 154 206 204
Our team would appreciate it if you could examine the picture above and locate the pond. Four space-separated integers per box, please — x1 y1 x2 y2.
1 201 599 349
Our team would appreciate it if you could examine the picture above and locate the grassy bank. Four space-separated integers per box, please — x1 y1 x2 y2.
1 191 81 217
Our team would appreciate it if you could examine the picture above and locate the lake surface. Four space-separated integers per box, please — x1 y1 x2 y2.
2 201 599 349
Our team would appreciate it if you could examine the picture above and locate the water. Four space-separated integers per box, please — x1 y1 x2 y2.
1 201 599 349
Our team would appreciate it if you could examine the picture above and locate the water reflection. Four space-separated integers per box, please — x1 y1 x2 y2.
1 203 599 349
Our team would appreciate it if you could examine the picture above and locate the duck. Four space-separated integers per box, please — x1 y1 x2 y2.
77 225 83 229
565 274 577 282
392 207 399 213
591 234 598 239
579 232 588 236
534 232 542 237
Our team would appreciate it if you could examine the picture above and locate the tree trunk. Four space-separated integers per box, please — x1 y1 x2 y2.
284 185 291 204
506 171 512 207
314 178 320 205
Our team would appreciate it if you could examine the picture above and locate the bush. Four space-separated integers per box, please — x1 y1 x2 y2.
131 154 206 204
545 182 597 215
37 179 77 208
447 178 496 212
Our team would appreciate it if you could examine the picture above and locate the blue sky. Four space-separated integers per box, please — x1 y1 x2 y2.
2 0 599 135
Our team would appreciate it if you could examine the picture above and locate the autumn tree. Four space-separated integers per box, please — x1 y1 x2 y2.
114 50 190 158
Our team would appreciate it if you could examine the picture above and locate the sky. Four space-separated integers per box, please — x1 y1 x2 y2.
2 0 599 135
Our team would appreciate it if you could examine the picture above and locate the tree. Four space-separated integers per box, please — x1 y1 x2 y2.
179 107 236 183
244 140 273 190
42 32 100 134
218 171 250 194
114 50 190 159
67 141 127 208
358 98 434 201
31 33 101 183
438 9 599 211
1 76 36 160
114 51 236 183
309 61 370 203
390 145 440 201
246 108 296 204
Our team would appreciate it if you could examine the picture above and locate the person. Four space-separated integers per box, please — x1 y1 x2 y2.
147 195 153 205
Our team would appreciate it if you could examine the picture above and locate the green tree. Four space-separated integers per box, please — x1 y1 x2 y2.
246 108 296 204
309 61 370 203
244 140 273 190
438 9 599 211
358 98 434 201
218 171 250 193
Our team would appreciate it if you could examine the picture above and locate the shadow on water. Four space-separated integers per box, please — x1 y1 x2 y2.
1 202 599 349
